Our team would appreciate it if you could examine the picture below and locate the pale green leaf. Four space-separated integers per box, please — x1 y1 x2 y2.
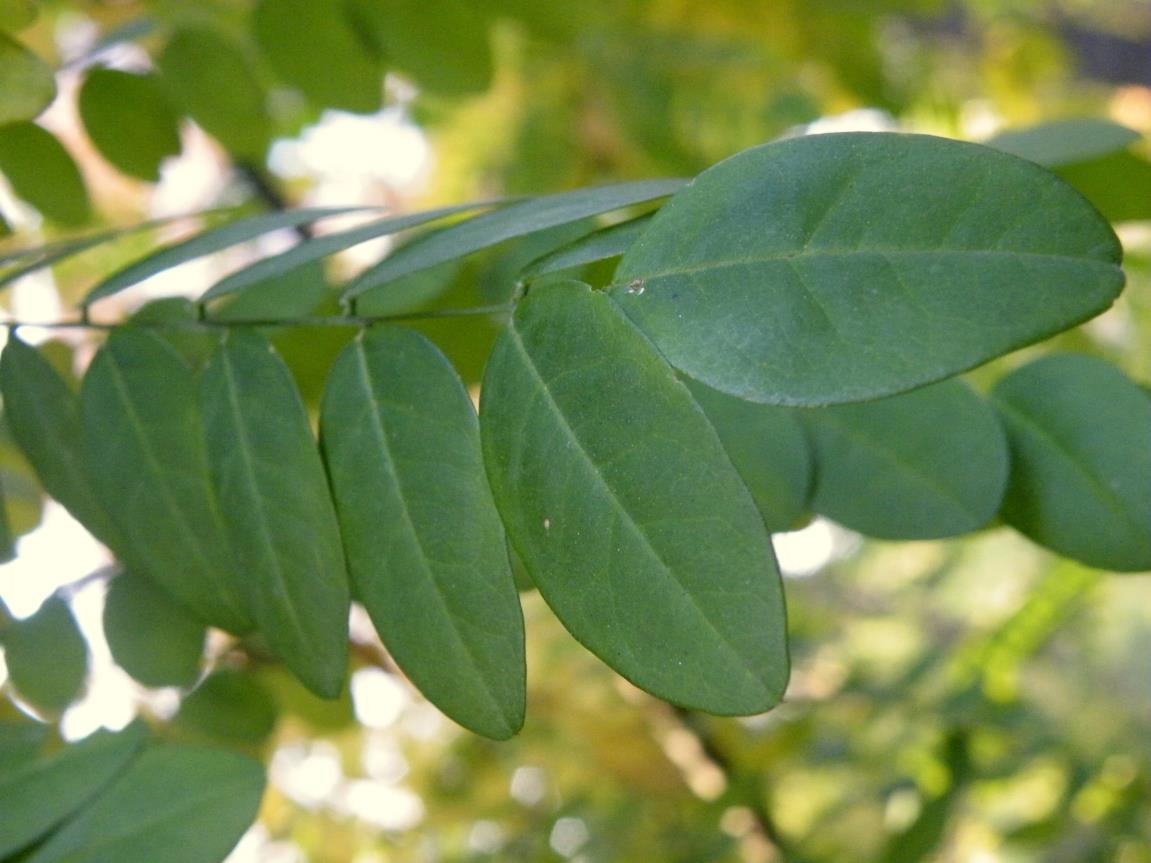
0 122 90 226
0 335 119 547
0 721 147 858
24 743 265 863
985 118 1141 168
201 203 492 303
684 377 812 532
481 281 788 714
103 571 206 689
200 331 349 697
0 33 54 124
81 330 252 633
991 353 1151 572
801 379 1009 539
343 179 686 300
157 27 271 159
83 207 371 306
611 133 1125 405
520 214 653 281
253 0 383 113
321 326 525 738
77 68 182 182
1 595 87 713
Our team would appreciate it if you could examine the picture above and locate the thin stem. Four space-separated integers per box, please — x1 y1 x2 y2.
2 303 516 333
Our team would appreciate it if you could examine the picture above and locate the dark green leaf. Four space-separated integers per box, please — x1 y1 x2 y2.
0 720 49 770
349 0 493 95
684 377 812 532
520 215 653 281
352 258 462 318
343 179 686 300
201 203 492 303
210 260 329 321
24 743 265 863
0 335 119 546
200 331 349 696
985 118 1141 168
991 353 1151 572
81 330 252 633
127 297 218 369
0 472 15 562
480 281 788 714
82 206 374 306
1057 151 1151 223
1 595 87 714
77 68 182 182
0 33 54 124
174 670 277 746
0 721 147 858
0 122 90 226
800 379 1009 539
103 571 206 689
321 326 526 739
157 27 271 159
252 0 383 113
610 133 1124 405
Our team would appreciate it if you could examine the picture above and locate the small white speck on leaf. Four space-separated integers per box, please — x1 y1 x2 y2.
625 278 645 295
543 518 551 532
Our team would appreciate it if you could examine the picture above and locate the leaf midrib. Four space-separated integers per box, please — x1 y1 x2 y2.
506 324 769 698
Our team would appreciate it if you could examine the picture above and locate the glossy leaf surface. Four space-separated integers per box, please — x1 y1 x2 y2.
801 379 1009 539
24 744 265 863
200 331 349 696
684 377 812 532
0 336 118 546
0 721 147 858
77 68 181 181
321 326 525 738
0 122 90 225
82 330 251 633
991 354 1151 572
1 595 87 713
611 133 1125 405
103 571 206 689
343 179 685 299
481 282 788 714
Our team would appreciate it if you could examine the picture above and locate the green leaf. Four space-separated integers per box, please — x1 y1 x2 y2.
103 571 206 689
343 179 686 300
0 721 148 858
984 118 1141 168
991 353 1151 572
480 281 788 714
252 0 384 113
610 133 1125 406
81 330 252 633
0 122 90 226
0 720 49 769
800 379 1009 539
173 669 277 746
82 206 373 307
349 0 493 95
77 68 182 182
0 473 15 562
0 33 54 124
24 743 265 863
1 595 87 714
201 203 493 303
210 260 329 321
321 326 526 739
260 667 354 732
127 297 218 369
0 335 119 547
200 331 349 697
683 377 812 532
520 215 653 282
0 0 38 32
157 26 271 159
1056 151 1151 224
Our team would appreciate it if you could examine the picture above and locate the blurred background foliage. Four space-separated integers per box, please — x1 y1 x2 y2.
1 0 1150 861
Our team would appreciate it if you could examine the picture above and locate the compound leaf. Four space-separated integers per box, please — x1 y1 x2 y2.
481 281 788 714
611 133 1125 405
321 326 525 739
200 331 349 697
